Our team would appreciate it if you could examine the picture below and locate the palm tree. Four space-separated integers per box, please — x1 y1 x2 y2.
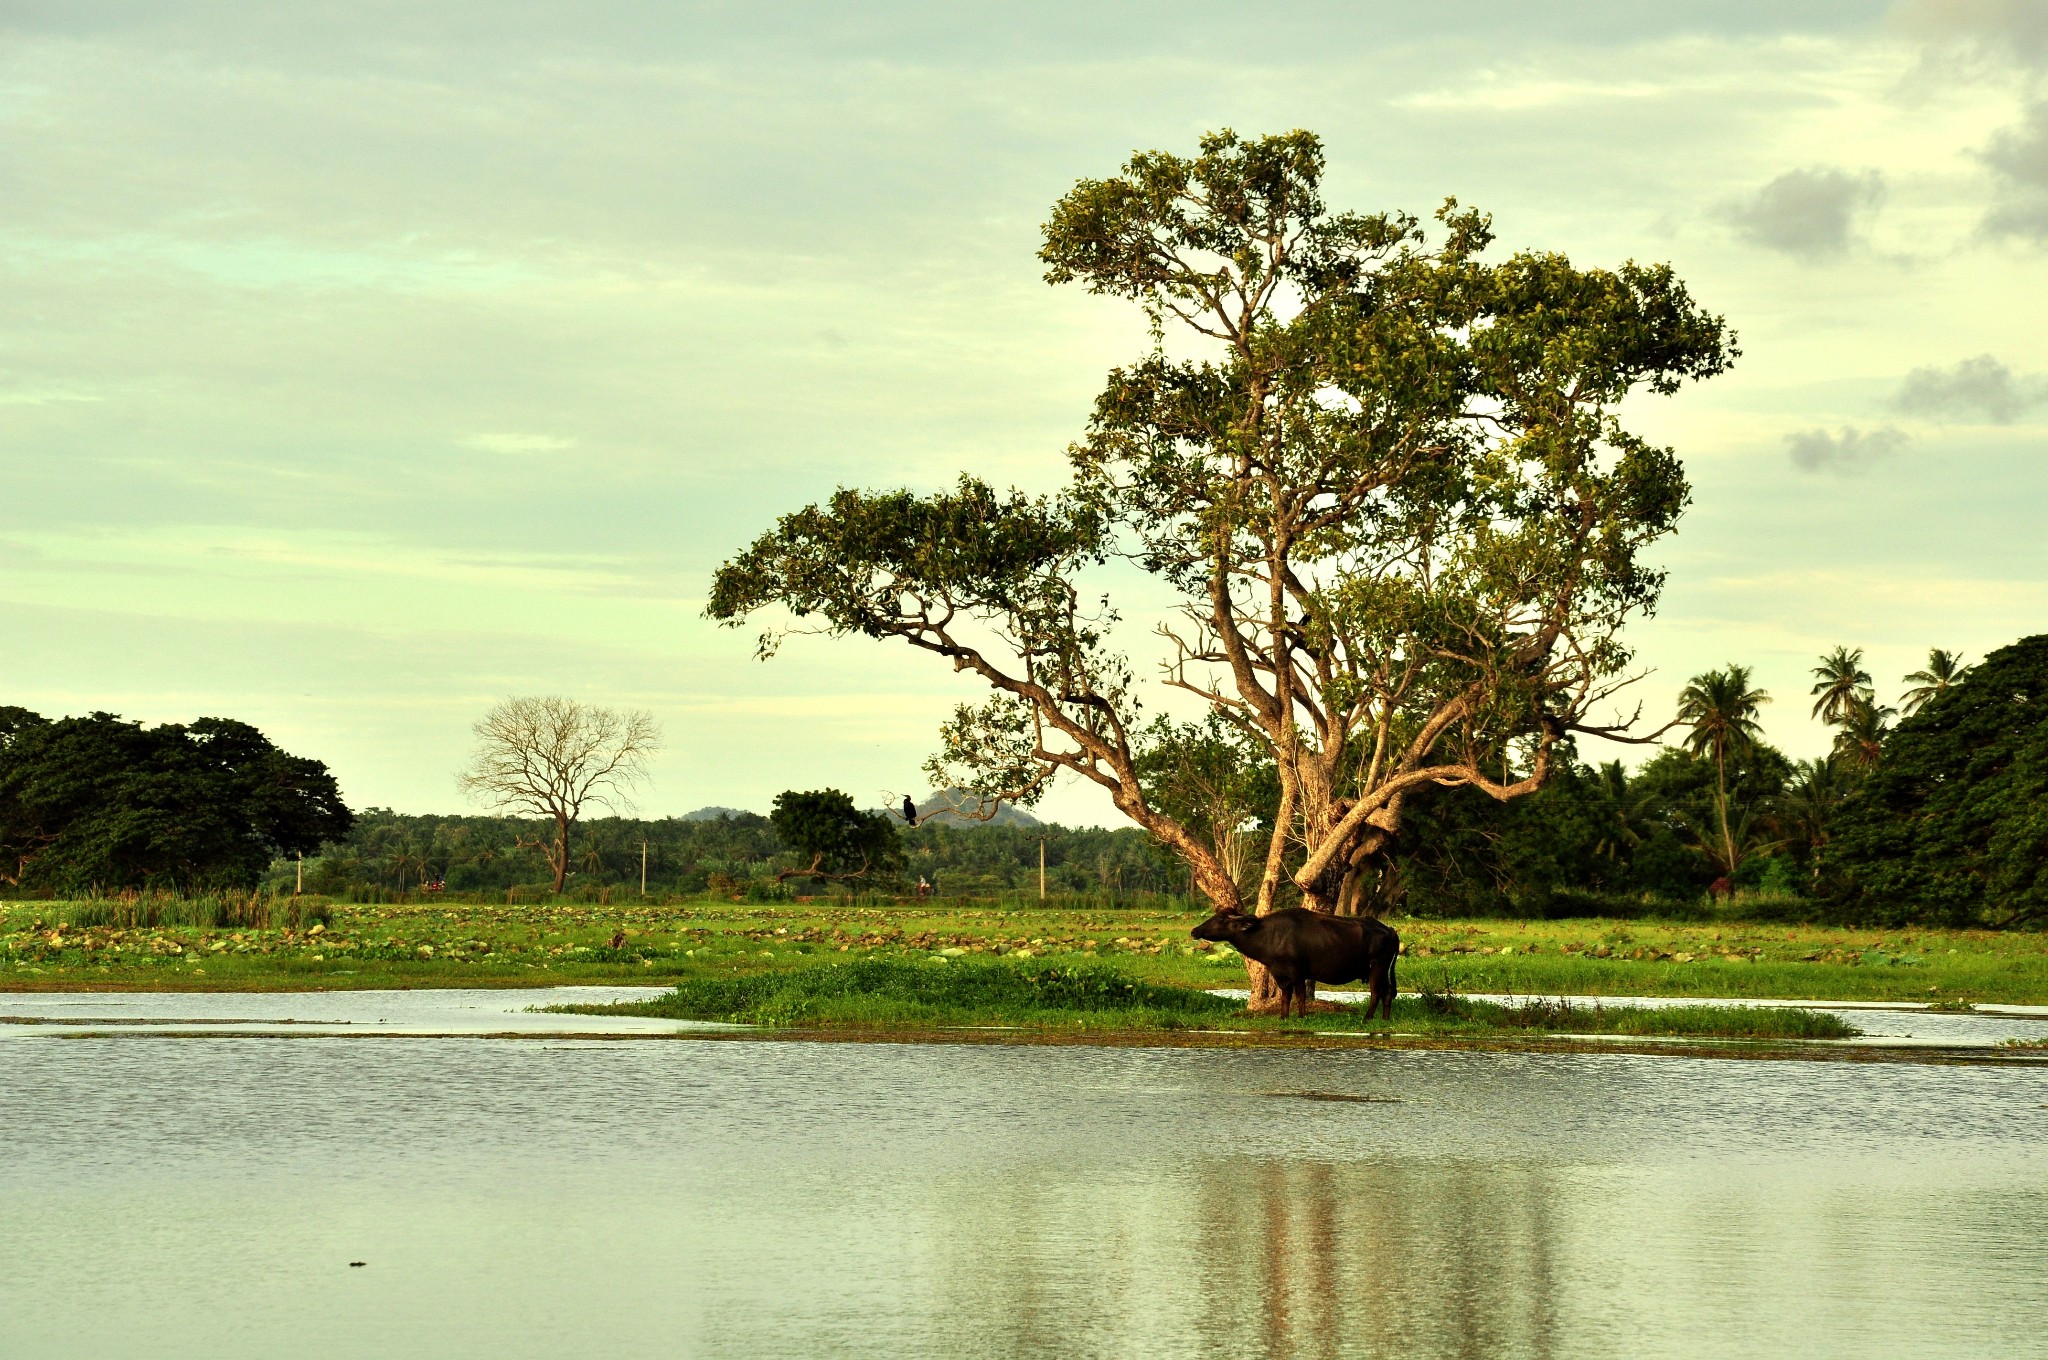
1677 665 1772 883
1674 803 1779 883
1809 646 1873 724
1901 648 1970 715
1588 761 1659 868
1832 694 1895 772
1776 756 1845 885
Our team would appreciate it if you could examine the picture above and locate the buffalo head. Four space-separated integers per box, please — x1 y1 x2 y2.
1190 906 1259 943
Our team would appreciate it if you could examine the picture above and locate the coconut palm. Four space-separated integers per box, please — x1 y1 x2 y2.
1776 756 1845 884
1832 693 1896 772
1677 665 1772 883
1674 803 1780 883
1901 648 1970 715
1588 761 1659 867
1809 646 1873 724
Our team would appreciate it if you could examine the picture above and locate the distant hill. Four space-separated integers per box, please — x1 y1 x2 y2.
880 789 1044 830
680 806 756 822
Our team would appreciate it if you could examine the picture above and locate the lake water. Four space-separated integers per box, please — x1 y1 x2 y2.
3 991 2046 1359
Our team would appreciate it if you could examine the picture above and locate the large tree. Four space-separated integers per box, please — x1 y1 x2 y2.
456 696 661 893
1829 634 2048 927
0 709 352 892
709 130 1733 1004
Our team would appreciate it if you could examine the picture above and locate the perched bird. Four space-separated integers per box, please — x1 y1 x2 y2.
901 795 918 827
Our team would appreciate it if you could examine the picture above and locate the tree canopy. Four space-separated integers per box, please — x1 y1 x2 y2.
1828 634 2048 927
0 709 352 892
769 789 903 882
710 129 1735 937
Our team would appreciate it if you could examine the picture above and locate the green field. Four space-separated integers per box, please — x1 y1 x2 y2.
4 896 2044 1008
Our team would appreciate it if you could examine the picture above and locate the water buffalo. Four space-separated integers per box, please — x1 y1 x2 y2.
1191 906 1399 1020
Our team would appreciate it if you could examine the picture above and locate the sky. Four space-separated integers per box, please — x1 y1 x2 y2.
4 0 2047 823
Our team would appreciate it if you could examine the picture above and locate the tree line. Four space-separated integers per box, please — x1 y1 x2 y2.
3 629 2040 927
0 707 351 893
1308 636 2046 929
281 808 1181 901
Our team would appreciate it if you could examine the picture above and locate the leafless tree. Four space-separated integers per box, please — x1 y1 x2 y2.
456 696 661 893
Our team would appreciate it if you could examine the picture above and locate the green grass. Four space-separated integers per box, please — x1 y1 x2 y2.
1409 995 1858 1040
2 895 2042 1007
565 957 1860 1040
576 958 1237 1029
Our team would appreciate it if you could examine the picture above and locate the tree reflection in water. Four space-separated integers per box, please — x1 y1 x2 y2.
1197 1157 1563 1360
919 1155 1575 1359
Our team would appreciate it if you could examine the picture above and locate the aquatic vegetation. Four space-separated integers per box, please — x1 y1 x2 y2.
572 958 1861 1040
575 958 1236 1029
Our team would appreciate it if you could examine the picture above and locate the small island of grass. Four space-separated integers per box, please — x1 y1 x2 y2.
559 957 1860 1043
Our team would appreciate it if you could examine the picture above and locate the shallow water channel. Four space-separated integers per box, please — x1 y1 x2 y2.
3 989 2046 1359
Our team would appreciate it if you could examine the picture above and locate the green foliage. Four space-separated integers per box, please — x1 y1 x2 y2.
1901 648 1971 716
1829 634 2048 927
607 958 1234 1028
769 789 903 880
1389 742 1801 915
1809 646 1872 724
1132 713 1278 888
709 127 1735 917
0 710 351 893
63 892 333 931
587 956 1856 1038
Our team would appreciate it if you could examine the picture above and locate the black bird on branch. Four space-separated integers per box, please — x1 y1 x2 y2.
901 795 919 827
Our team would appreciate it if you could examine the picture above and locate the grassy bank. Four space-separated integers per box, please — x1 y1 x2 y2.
2 896 2044 1005
565 958 1859 1040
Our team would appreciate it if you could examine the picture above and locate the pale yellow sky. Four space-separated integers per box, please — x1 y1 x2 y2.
3 1 2046 822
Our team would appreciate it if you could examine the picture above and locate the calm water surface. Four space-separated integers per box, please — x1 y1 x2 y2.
2 998 2044 1359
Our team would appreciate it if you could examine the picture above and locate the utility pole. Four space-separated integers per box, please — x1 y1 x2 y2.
641 840 648 896
1038 836 1046 902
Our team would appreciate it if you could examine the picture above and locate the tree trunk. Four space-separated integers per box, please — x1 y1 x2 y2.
552 813 570 893
1246 954 1292 1014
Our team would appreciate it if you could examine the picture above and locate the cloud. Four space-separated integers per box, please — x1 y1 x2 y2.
1897 1 2048 237
1892 353 2047 421
1785 425 1910 474
461 432 577 455
1978 98 2048 237
1723 168 1884 259
1896 0 2048 71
